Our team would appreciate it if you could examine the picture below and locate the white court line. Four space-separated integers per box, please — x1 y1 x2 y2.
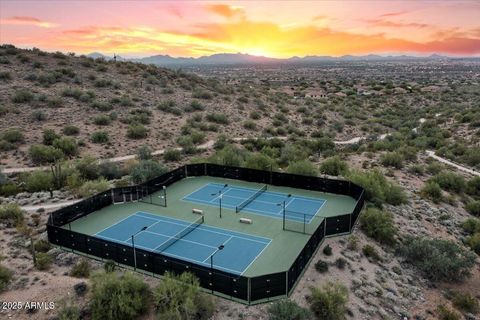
209 187 232 203
94 214 155 237
202 235 234 263
136 211 271 244
240 239 272 276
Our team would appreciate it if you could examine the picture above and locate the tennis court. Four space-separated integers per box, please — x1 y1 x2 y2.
183 183 326 223
95 211 271 275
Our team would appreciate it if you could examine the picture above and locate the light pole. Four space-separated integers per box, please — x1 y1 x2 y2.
277 194 291 231
211 184 228 218
210 244 225 293
132 226 147 271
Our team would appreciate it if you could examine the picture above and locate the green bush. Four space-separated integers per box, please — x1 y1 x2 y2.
431 171 466 194
91 131 109 144
57 299 80 320
323 244 332 256
245 153 278 171
1 128 24 143
153 272 215 320
34 239 51 253
206 113 229 124
362 245 381 261
104 260 116 273
127 124 148 139
93 114 111 126
309 282 348 320
36 252 52 270
136 145 152 160
163 148 181 162
360 208 397 246
287 160 318 176
0 264 13 292
380 152 404 169
462 218 480 234
421 181 443 203
335 258 347 269
11 89 34 103
75 155 100 180
53 137 78 157
77 178 110 198
43 129 60 145
267 299 313 320
62 125 80 136
466 233 480 255
466 201 480 216
90 272 150 320
319 157 348 176
437 305 461 320
70 259 91 278
0 203 24 227
466 176 480 197
315 260 329 273
450 291 479 314
243 120 257 130
130 160 167 184
348 169 406 207
29 144 64 164
22 171 53 192
397 237 476 282
31 110 47 121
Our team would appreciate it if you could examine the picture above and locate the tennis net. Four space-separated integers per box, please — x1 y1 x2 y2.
235 184 268 213
155 215 204 252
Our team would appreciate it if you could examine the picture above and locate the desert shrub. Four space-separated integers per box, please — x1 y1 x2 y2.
77 178 110 198
380 152 404 169
34 239 51 253
127 124 148 139
309 282 348 320
157 100 182 115
462 218 480 234
315 260 329 273
466 176 480 197
437 305 461 320
0 140 14 151
207 145 246 167
320 157 348 176
397 237 476 282
0 203 24 227
104 260 116 273
426 162 444 175
70 259 91 278
91 101 113 111
449 291 480 314
466 233 480 255
1 128 24 143
42 129 60 145
206 113 229 124
362 245 381 261
35 252 52 270
53 137 78 157
250 111 261 119
267 299 312 320
98 162 122 180
90 272 150 320
153 272 215 320
408 164 425 176
62 125 80 136
136 145 152 160
335 258 347 269
360 208 397 246
431 172 466 194
93 114 111 126
466 201 480 216
23 171 53 192
347 169 406 207
245 153 278 171
186 100 205 112
11 89 34 103
31 110 47 121
47 97 63 108
323 244 332 256
287 160 318 176
0 71 12 80
163 148 181 162
76 155 100 180
347 235 358 250
192 89 213 99
0 264 12 292
130 160 167 184
56 299 80 320
243 120 256 130
421 181 443 203
91 131 109 144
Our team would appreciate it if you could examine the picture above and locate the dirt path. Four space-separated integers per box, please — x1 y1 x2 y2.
425 150 480 176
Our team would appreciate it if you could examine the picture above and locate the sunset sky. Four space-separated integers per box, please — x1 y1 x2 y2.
1 1 479 58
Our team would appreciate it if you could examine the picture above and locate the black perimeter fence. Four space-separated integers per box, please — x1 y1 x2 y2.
47 163 365 304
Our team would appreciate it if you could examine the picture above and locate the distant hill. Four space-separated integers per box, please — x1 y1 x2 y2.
85 51 468 66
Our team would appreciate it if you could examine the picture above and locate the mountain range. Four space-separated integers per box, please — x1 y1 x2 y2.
86 52 464 66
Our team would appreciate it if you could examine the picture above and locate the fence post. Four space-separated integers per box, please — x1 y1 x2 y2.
184 164 188 177
285 271 288 297
247 277 251 304
204 163 207 176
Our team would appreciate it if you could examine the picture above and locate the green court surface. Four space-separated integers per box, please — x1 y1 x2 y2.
68 176 357 276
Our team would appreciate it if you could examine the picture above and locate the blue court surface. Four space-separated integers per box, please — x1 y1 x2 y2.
95 211 271 275
183 183 326 223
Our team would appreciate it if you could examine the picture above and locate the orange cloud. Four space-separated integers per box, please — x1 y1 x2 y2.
206 4 244 18
367 19 429 29
0 16 58 28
